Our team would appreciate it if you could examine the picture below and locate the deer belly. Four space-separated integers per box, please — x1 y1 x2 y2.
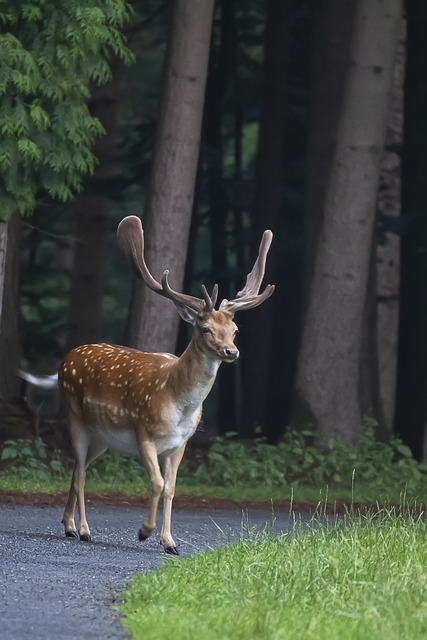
89 427 138 455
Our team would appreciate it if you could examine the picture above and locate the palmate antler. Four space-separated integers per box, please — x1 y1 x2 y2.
117 216 218 314
219 230 274 313
117 216 274 316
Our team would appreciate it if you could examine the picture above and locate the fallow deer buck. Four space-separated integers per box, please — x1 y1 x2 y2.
59 215 274 554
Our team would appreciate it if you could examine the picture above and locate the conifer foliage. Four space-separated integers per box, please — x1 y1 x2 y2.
0 0 134 217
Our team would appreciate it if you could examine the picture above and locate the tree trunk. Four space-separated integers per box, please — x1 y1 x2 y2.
204 0 238 434
376 20 405 432
294 0 403 444
301 0 355 306
396 2 427 458
65 205 109 350
359 230 384 424
0 214 22 401
65 69 121 351
127 0 215 353
239 0 290 437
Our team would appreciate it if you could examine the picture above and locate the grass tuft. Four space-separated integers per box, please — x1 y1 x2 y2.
122 507 427 640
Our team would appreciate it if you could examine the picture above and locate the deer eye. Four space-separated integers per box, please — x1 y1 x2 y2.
201 326 212 335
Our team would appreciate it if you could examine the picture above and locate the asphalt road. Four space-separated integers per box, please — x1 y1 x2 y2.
0 503 292 640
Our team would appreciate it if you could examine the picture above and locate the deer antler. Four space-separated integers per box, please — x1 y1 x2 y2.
219 230 275 313
117 216 273 316
117 216 217 315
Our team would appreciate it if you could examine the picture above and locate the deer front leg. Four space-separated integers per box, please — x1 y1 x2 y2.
160 445 186 555
138 440 165 546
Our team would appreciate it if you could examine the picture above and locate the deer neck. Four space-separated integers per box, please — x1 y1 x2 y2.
168 337 221 409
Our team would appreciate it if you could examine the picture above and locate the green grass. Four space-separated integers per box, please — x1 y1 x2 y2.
1 467 426 507
122 507 427 640
1 423 427 506
0 469 331 501
1 464 427 507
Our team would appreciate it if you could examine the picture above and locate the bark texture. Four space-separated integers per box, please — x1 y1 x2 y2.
127 0 215 353
301 0 356 304
295 0 403 443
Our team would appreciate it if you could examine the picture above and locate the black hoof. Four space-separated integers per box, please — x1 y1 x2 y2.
79 533 92 542
65 530 79 539
164 545 179 556
138 528 150 542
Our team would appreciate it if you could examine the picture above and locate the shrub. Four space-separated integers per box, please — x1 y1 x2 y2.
0 437 65 476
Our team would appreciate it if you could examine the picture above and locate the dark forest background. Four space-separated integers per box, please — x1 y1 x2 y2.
2 0 426 459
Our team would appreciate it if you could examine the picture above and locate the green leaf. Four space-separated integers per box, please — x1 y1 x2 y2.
1 447 18 460
17 138 42 162
394 444 413 458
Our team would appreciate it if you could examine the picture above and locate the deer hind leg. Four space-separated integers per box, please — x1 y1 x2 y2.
62 462 79 539
137 440 165 547
159 445 186 555
62 436 106 542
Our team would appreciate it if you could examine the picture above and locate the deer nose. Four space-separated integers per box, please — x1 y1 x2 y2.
224 347 239 361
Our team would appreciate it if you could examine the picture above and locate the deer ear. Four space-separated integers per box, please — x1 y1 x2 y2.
175 303 197 325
